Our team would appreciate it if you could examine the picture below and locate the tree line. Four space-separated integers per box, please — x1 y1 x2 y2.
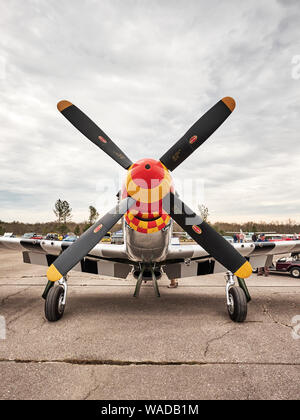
0 199 104 236
1 200 299 237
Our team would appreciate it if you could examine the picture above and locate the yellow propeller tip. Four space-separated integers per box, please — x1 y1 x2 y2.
47 264 63 282
57 100 72 112
234 261 252 279
222 96 236 112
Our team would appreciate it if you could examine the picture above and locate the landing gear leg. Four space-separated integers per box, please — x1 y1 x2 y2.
42 280 54 300
133 264 161 297
133 265 145 298
44 276 68 322
151 265 160 298
225 272 248 323
237 277 251 303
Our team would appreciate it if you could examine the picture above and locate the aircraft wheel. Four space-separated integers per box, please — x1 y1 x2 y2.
290 267 300 278
227 286 247 322
45 285 65 322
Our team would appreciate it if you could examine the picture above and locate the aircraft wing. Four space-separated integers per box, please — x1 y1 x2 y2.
0 237 132 279
163 240 300 280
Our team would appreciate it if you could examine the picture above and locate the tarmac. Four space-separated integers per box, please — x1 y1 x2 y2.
0 249 299 400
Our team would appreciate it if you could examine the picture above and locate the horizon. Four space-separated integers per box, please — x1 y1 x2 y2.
2 215 300 226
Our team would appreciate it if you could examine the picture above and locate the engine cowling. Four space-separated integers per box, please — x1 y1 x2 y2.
122 158 173 234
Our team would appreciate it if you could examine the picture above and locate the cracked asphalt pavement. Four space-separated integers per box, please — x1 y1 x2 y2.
0 249 300 400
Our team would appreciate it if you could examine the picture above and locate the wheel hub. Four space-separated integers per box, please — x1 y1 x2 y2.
58 293 65 314
227 293 235 315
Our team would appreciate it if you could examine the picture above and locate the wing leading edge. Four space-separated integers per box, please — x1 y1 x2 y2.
0 237 133 279
162 241 300 280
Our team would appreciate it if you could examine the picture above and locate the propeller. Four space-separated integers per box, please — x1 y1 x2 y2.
47 95 252 283
162 191 252 278
47 197 135 282
160 97 235 171
57 100 133 170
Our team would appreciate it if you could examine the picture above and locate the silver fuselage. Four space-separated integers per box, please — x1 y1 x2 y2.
124 220 173 263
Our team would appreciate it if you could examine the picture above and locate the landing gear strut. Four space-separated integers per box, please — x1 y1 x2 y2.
225 272 249 323
44 276 68 322
133 264 160 298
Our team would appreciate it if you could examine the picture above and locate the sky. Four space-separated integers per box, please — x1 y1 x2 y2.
0 0 300 223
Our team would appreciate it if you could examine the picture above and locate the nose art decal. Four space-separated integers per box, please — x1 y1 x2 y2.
189 135 198 144
192 225 202 234
93 224 103 233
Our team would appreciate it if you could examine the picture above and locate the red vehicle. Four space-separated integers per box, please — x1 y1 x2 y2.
265 234 298 242
270 257 300 278
22 232 43 240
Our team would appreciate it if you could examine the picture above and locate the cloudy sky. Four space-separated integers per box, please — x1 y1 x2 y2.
0 0 300 223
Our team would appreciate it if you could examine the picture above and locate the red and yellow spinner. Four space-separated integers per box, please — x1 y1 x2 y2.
122 158 173 233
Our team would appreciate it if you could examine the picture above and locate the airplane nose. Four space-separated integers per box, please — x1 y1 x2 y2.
125 158 172 199
122 158 173 233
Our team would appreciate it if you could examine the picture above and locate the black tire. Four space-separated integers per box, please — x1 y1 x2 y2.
227 286 247 322
290 267 300 278
45 285 65 322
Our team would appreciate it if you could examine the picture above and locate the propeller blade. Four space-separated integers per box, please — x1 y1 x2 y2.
47 197 135 282
160 97 235 171
57 100 133 170
162 192 252 278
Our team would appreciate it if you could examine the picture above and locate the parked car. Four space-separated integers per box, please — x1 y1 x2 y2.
269 257 300 278
62 235 77 242
111 230 123 244
282 234 299 240
265 234 298 242
244 234 253 242
178 232 192 241
265 234 284 242
23 232 43 240
45 233 63 241
101 231 111 243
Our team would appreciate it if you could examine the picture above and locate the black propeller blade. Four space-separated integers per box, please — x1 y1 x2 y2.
160 97 235 171
162 191 252 278
57 100 133 170
47 197 135 282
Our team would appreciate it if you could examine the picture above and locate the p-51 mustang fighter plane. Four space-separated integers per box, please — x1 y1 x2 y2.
2 97 300 323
